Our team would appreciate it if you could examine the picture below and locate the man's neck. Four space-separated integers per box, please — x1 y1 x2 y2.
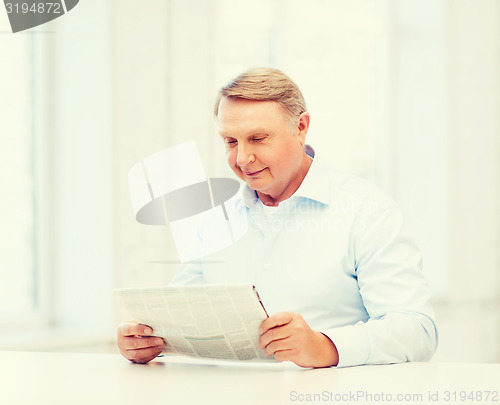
257 153 313 206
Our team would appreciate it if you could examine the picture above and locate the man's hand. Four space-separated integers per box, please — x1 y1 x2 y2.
259 312 339 368
117 321 166 364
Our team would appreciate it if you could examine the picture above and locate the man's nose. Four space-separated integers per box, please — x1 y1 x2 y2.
236 145 254 166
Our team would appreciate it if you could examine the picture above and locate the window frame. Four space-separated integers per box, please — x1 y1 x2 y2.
0 31 51 329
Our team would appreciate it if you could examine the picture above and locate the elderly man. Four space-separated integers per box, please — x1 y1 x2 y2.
117 68 438 368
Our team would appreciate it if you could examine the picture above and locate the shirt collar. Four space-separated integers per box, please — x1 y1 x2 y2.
238 145 331 208
291 145 331 205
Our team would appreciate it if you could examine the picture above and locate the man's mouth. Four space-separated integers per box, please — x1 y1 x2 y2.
244 168 266 176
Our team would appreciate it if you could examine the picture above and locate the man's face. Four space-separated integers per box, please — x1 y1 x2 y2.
217 97 309 201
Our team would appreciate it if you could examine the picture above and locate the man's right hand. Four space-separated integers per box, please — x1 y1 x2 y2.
117 321 166 364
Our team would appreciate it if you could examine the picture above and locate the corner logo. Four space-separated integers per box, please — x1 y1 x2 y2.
4 0 79 33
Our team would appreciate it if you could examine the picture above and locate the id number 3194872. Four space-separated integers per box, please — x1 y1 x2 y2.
5 2 62 14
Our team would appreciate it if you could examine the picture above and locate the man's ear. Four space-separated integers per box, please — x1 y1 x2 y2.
297 112 311 146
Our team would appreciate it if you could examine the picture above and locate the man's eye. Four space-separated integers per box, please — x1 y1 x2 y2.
253 138 265 142
225 139 237 145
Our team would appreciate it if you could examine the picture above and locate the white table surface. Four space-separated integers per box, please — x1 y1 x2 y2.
2 351 499 405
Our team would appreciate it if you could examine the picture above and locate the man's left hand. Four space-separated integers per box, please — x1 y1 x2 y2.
259 311 339 368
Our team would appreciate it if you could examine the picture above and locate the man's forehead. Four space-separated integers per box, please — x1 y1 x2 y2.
217 98 290 131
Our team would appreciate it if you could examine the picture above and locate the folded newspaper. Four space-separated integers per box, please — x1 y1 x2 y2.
114 284 274 362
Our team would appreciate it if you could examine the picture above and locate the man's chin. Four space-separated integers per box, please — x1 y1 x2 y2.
244 177 271 191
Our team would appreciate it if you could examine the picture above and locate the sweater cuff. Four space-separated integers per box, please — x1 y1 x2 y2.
322 322 370 368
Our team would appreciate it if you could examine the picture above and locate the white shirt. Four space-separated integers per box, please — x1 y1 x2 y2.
170 146 438 367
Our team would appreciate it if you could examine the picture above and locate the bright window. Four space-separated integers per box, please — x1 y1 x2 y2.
0 23 38 320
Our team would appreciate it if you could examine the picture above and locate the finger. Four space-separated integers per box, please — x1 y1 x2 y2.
126 345 164 364
259 325 291 349
121 336 165 351
273 349 294 362
264 336 293 357
118 322 153 337
134 352 163 364
259 312 295 335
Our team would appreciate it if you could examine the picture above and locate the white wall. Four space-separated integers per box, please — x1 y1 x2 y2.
48 0 114 333
392 0 449 295
111 0 180 290
433 0 500 362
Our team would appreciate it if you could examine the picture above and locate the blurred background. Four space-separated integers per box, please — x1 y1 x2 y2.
1 0 499 362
